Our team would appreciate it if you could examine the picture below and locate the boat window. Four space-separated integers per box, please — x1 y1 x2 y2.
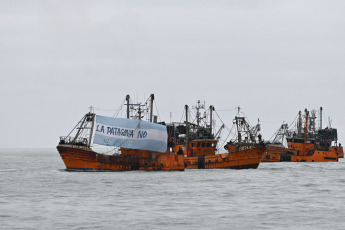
206 143 211 147
202 143 205 147
197 143 200 147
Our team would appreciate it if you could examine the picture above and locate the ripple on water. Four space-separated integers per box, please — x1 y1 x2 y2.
1 149 345 230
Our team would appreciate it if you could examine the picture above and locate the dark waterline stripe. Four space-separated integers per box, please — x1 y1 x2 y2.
66 167 94 171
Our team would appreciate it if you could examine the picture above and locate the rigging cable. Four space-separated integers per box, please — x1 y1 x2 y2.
215 107 238 112
213 109 234 153
268 113 298 142
112 98 126 117
219 127 231 151
154 100 161 122
214 110 231 131
179 108 186 124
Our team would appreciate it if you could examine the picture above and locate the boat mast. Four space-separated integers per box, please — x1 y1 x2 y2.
88 111 95 148
138 104 142 120
319 107 323 129
126 95 130 119
193 100 205 127
303 109 309 154
185 105 189 148
298 111 302 135
150 94 154 122
72 115 87 143
209 105 214 134
196 100 200 126
309 110 316 132
235 117 241 142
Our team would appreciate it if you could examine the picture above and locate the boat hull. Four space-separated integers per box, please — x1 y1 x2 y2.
290 150 338 162
57 145 184 171
262 145 289 162
184 146 265 169
262 144 342 162
332 146 344 158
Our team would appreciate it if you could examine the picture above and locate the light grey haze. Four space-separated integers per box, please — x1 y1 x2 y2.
1 0 344 148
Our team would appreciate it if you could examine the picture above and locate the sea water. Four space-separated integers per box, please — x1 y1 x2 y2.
1 148 344 230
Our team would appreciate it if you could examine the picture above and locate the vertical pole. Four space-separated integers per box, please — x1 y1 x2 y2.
303 110 309 155
126 95 130 119
196 101 200 126
138 105 142 120
298 111 302 135
150 94 154 122
320 107 323 129
88 113 95 147
235 117 241 142
185 105 189 149
209 105 213 134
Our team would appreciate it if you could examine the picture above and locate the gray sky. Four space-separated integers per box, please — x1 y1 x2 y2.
1 0 344 148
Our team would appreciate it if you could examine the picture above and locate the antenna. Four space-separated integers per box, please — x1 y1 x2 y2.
192 99 206 126
89 105 94 113
328 117 332 128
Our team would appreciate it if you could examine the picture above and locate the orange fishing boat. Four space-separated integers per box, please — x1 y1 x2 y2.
167 102 265 169
262 124 293 162
263 107 343 162
57 94 184 171
221 116 266 169
263 144 299 162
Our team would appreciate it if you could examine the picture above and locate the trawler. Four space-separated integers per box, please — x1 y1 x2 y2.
223 116 266 168
262 124 294 162
57 94 184 171
263 107 343 162
167 102 266 169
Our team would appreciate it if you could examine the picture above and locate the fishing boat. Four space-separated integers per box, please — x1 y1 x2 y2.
263 107 343 162
262 124 293 162
167 101 266 169
57 94 184 171
223 116 266 168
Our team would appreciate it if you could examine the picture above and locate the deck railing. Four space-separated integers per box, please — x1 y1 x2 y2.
59 136 88 146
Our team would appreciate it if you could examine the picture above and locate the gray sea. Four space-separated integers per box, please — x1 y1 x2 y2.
1 148 344 230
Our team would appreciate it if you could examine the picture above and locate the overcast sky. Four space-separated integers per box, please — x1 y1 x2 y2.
1 0 344 148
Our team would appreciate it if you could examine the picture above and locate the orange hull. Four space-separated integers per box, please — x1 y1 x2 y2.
332 146 344 158
287 142 338 162
57 145 184 171
262 143 342 162
262 145 289 162
172 140 218 157
184 146 265 169
290 150 337 162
